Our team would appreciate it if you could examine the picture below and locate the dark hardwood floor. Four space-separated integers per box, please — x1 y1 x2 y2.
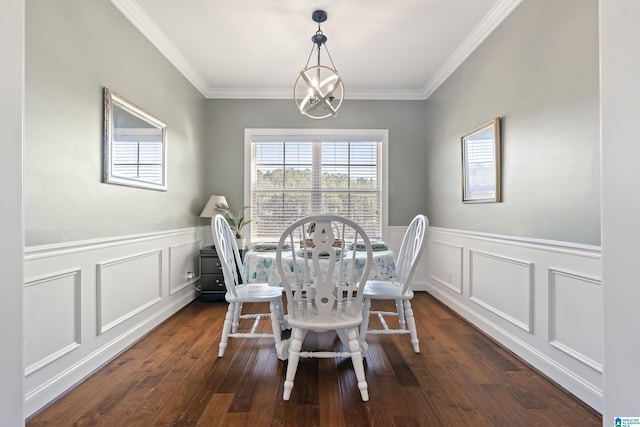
27 292 601 426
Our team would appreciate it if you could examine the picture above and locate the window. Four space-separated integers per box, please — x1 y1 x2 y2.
112 128 164 185
245 129 388 243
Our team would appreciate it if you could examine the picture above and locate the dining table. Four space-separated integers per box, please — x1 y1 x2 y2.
242 242 397 287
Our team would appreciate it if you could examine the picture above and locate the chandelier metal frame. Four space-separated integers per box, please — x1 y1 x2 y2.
294 10 345 120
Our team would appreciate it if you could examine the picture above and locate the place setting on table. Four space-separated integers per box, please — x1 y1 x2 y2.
243 238 397 287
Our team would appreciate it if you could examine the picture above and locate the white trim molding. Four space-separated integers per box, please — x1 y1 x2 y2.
421 0 524 99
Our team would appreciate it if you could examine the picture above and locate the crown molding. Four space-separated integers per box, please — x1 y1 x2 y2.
421 0 523 99
204 87 428 100
109 0 210 96
111 0 522 100
204 87 291 100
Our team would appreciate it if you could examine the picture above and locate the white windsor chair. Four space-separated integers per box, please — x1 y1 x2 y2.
360 214 428 353
275 215 373 401
211 214 285 357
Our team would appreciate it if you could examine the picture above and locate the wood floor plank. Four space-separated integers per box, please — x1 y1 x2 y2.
364 370 418 425
195 393 234 427
317 358 346 427
245 352 282 426
471 382 533 425
27 293 601 427
381 341 419 387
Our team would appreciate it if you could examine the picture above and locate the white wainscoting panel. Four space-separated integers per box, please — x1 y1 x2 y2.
469 250 533 332
425 226 603 413
548 268 603 372
169 240 202 295
24 269 81 376
97 250 162 334
23 226 209 417
429 240 463 294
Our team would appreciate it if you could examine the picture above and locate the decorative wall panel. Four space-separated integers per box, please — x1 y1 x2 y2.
429 240 463 294
169 240 201 294
549 268 603 372
97 250 162 334
24 269 81 375
469 250 533 332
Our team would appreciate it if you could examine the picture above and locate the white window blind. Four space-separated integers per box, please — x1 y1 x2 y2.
464 137 496 199
250 139 382 242
112 131 164 185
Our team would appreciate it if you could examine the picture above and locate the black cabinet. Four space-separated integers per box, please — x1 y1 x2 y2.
196 246 246 301
196 247 226 301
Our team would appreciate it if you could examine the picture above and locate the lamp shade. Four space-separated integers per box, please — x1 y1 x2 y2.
199 195 229 218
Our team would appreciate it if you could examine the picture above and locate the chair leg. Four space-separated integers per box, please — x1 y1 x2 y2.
347 327 369 401
277 299 287 330
283 327 304 401
232 302 242 333
218 302 236 357
360 298 372 338
396 299 406 330
404 299 419 353
269 300 282 347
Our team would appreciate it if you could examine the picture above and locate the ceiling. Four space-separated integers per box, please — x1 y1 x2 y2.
110 0 522 100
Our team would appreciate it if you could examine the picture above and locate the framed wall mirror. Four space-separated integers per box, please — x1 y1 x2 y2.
461 117 501 203
103 88 167 191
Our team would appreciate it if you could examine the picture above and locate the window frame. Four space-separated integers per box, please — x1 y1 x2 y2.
244 128 389 245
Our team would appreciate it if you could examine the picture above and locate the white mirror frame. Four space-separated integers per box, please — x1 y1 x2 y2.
103 88 167 191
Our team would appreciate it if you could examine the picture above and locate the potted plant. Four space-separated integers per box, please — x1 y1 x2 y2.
215 203 252 248
303 221 316 248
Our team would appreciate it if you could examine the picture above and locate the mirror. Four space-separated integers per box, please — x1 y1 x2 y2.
103 88 167 191
461 117 501 203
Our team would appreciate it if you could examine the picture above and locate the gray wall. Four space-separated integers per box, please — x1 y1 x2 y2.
424 0 600 245
25 0 207 246
24 0 600 247
203 99 427 227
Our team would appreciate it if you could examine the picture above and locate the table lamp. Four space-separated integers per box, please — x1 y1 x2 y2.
200 195 229 218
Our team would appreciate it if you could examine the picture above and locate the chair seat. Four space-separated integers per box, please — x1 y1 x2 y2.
286 313 363 331
363 280 414 300
226 283 283 303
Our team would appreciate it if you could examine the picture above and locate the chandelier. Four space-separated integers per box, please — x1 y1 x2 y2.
294 10 345 120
